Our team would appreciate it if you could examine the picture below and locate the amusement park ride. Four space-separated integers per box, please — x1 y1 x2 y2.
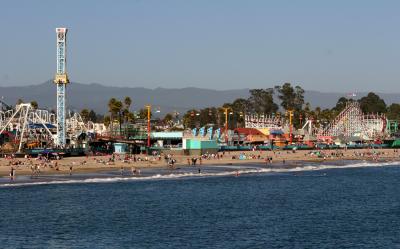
54 28 69 147
0 28 92 153
244 101 393 144
318 102 387 141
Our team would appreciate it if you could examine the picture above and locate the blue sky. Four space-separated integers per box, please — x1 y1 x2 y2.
0 0 399 92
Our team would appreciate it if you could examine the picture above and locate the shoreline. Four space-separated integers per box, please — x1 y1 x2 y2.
1 148 399 179
1 159 399 188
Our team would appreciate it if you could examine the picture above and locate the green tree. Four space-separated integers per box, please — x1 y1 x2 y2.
359 92 386 114
124 96 132 109
80 109 90 122
122 97 133 123
303 102 312 118
315 106 321 115
122 108 130 123
126 112 135 123
275 83 305 128
387 103 400 120
163 113 174 125
332 97 354 113
182 109 201 129
108 98 117 121
231 98 249 113
231 98 249 127
104 116 111 127
247 88 278 114
138 108 151 119
275 83 304 111
108 98 123 132
96 114 105 123
88 110 97 122
30 101 38 109
318 108 336 127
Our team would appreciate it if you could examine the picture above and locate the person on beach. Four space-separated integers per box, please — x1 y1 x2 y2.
30 165 35 178
120 166 124 176
10 166 15 180
36 165 41 175
198 168 201 174
69 166 73 175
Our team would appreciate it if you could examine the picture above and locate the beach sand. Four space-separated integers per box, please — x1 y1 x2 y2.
0 148 399 177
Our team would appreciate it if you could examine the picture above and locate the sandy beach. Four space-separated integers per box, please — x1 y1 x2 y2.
1 148 399 178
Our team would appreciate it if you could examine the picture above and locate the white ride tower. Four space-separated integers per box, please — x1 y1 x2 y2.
54 28 69 147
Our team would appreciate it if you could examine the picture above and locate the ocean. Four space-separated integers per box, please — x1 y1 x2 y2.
0 162 400 248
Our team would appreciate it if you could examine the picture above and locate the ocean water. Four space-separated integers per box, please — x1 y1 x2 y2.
1 162 400 248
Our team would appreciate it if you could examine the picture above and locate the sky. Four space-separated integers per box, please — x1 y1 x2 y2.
0 0 399 92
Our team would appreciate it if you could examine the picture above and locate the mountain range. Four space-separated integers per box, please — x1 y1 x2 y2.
1 81 399 115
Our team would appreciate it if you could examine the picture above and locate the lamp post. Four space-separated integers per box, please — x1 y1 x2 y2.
222 107 233 144
287 110 294 144
145 105 151 147
144 105 161 147
229 111 233 128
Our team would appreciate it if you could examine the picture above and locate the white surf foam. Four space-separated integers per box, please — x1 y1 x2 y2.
1 160 399 188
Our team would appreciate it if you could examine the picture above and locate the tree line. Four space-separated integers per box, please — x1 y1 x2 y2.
17 83 400 130
181 83 400 129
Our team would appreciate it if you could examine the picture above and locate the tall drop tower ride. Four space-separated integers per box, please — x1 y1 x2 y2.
54 28 69 147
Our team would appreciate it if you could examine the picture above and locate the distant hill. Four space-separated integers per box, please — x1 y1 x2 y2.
0 81 399 115
0 81 250 115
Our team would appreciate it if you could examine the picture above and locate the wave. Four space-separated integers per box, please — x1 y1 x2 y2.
1 160 399 188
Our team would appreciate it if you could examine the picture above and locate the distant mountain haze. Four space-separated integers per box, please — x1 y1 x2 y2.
1 81 399 115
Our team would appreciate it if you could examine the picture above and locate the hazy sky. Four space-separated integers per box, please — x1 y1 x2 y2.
1 0 399 92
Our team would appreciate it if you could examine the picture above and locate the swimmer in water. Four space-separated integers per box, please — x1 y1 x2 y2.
131 167 136 176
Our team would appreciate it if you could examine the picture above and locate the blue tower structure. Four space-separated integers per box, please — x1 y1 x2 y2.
54 28 69 147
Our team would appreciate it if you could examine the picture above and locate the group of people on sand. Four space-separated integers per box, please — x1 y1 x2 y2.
30 164 41 177
163 154 176 168
4 153 64 180
187 157 201 166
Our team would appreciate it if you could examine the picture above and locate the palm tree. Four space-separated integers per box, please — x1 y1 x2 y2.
108 98 123 133
123 97 133 124
104 116 111 128
113 101 123 135
124 96 132 109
